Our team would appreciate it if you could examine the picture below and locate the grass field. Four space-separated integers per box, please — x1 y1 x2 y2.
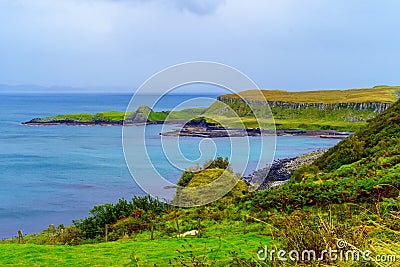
0 224 272 266
32 108 207 123
204 114 367 131
35 111 127 122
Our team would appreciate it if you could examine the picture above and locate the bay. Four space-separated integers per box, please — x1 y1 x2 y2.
0 94 340 238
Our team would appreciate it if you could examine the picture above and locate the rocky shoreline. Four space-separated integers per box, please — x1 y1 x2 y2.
243 149 327 189
21 119 183 126
21 119 124 126
161 127 352 138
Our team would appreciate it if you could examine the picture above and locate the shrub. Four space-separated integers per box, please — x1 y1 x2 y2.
73 196 168 239
54 226 84 245
177 171 194 187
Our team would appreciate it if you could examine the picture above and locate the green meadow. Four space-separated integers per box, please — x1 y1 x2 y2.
0 232 272 266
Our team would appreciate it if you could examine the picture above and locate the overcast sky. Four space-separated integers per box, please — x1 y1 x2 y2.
0 0 399 93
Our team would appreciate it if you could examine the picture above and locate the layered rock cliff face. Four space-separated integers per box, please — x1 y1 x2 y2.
217 96 392 113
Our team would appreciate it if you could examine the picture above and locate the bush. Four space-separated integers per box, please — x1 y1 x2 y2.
177 171 194 187
203 156 231 171
73 196 168 239
54 226 84 245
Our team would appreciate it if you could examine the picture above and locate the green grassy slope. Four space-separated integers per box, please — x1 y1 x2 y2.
235 99 400 264
311 96 400 172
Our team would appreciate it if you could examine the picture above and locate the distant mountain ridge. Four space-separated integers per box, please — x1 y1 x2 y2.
0 84 132 94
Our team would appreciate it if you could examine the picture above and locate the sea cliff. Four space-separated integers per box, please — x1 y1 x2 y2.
217 96 392 113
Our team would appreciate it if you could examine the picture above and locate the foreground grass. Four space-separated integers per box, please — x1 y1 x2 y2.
0 241 135 266
2 201 399 266
0 230 271 266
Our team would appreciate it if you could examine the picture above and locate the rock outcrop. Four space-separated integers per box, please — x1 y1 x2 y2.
124 106 152 124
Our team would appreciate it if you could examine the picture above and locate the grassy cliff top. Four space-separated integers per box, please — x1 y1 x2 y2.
219 86 400 104
28 108 207 123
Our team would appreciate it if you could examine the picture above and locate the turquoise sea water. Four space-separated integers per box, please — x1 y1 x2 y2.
0 94 340 238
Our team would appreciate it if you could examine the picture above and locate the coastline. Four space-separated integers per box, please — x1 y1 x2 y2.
161 128 352 138
21 119 185 127
22 120 352 138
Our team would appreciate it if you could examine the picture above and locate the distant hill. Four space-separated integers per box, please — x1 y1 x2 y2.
219 86 400 104
208 86 400 131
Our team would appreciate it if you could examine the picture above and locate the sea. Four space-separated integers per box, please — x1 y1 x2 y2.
0 93 340 238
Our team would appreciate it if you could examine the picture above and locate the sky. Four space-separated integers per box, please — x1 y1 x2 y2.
0 0 399 93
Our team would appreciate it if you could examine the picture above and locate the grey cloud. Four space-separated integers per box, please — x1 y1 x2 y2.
172 0 225 15
105 0 225 15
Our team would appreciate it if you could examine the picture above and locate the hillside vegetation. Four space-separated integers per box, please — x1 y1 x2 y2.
175 158 248 206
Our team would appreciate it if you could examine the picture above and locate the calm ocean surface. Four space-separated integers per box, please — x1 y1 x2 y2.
0 94 340 238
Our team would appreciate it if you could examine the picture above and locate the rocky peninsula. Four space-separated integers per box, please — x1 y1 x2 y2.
243 149 327 189
160 118 352 138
